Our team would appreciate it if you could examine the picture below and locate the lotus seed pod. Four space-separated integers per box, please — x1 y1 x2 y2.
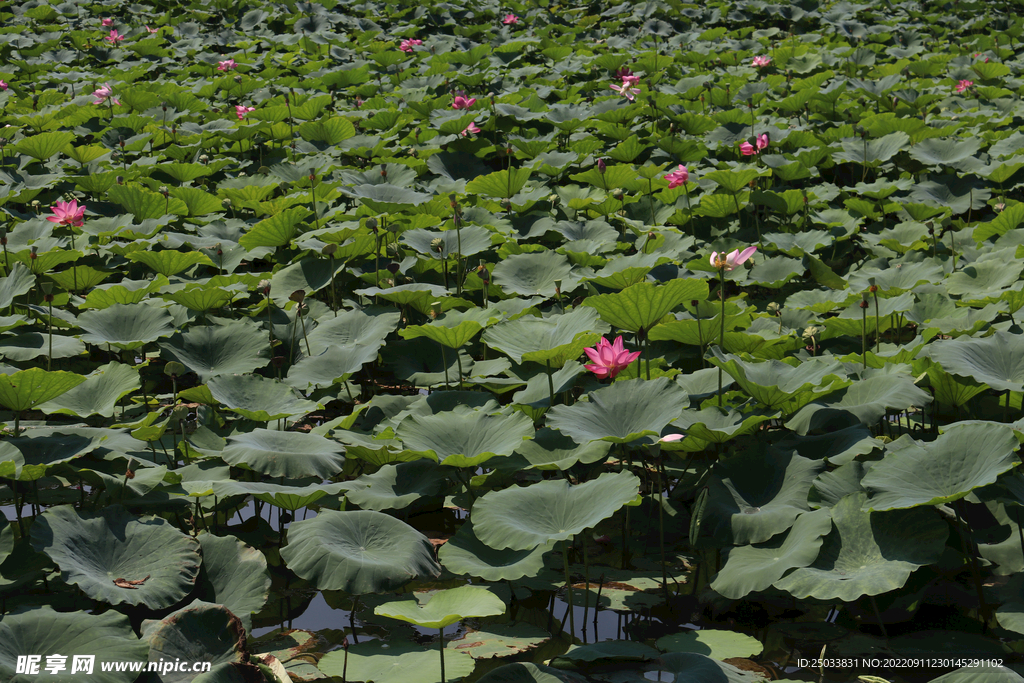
258 279 271 294
430 237 445 252
221 198 232 209
322 243 338 256
366 217 378 231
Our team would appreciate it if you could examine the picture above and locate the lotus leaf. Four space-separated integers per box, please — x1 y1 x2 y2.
922 331 1024 392
78 303 176 349
483 305 608 366
141 602 259 682
220 428 345 478
195 533 270 634
546 377 689 444
318 640 475 683
582 279 709 332
396 406 534 467
36 362 140 418
345 459 452 511
207 374 319 422
656 629 763 660
708 349 852 413
280 509 440 593
161 321 269 382
475 663 566 683
375 585 506 629
30 505 201 609
445 623 550 660
491 251 581 298
439 521 555 581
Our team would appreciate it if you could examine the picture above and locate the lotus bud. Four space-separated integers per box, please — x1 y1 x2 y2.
31 200 40 210
691 300 699 308
1 228 7 246
289 289 306 306
386 243 400 257
859 299 869 309
118 135 125 148
386 262 399 274
767 301 781 315
869 284 878 293
380 165 387 178
430 237 445 253
162 102 167 111
215 242 223 256
322 243 338 256
366 217 378 232
258 279 271 295
41 282 53 302
477 265 489 284
548 193 560 205
29 246 37 259
554 279 562 296
158 186 169 197
221 198 232 210
597 158 606 174
429 301 442 319
996 202 1006 212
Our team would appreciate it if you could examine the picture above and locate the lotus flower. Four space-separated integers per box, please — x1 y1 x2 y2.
105 29 125 44
217 59 237 71
145 25 159 34
610 82 640 101
710 246 757 272
740 133 769 156
92 83 120 106
502 14 519 24
616 67 634 81
752 55 771 67
583 336 641 380
461 121 480 136
102 17 113 26
46 200 86 228
664 165 689 189
0 81 7 91
955 79 973 93
452 95 476 109
236 105 255 120
399 38 422 52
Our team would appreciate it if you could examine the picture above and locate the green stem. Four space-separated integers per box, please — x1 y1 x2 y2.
438 626 446 683
718 269 726 407
873 290 881 354
546 360 555 406
562 540 575 641
861 301 867 371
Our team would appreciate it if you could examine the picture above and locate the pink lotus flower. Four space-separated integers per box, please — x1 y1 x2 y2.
502 14 519 25
399 38 422 52
739 133 769 156
145 26 159 34
92 83 120 106
217 59 237 71
236 105 255 120
659 434 684 442
610 82 641 101
461 121 480 137
616 67 634 81
46 199 86 228
710 246 757 272
664 165 689 188
104 29 125 44
452 95 476 109
0 81 7 91
752 55 771 67
583 336 641 380
102 18 113 26
955 79 974 93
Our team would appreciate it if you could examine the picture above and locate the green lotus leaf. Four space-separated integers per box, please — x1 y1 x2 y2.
238 207 311 250
128 250 214 276
30 505 201 609
318 640 475 683
475 663 565 683
250 629 326 683
702 446 824 545
81 276 168 310
786 373 932 435
656 629 763 660
927 665 1024 683
195 533 270 634
809 461 874 509
396 406 534 467
558 640 660 662
671 406 777 444
908 137 982 167
509 361 585 414
922 331 1024 392
346 459 452 511
909 175 989 215
658 652 760 683
353 284 470 316
439 520 554 581
491 251 581 298
708 349 852 413
375 585 506 629
861 422 1019 510
0 263 35 308
401 226 494 258
207 374 319 421
78 303 176 350
0 607 148 683
482 306 608 366
710 509 833 599
0 368 87 413
466 168 532 198
109 185 188 219
304 307 400 355
510 427 612 470
473 470 641 551
401 318 484 350
0 431 107 480
160 321 268 382
220 429 345 478
774 424 881 467
37 362 140 418
704 168 771 194
774 492 947 601
182 480 350 511
946 253 1024 299
142 602 259 682
285 345 379 390
13 131 77 161
546 377 689 444
267 256 343 306
297 117 355 144
832 132 909 165
582 279 709 332
446 623 551 660
0 331 86 361
280 510 440 593
165 284 237 312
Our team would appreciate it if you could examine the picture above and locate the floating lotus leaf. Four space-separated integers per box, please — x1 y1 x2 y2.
774 493 947 601
582 279 709 332
0 263 35 308
439 521 555 581
473 471 641 551
546 377 689 444
195 533 270 634
708 349 851 413
396 406 534 467
160 321 269 382
557 640 659 662
36 362 140 418
446 623 551 660
251 629 326 683
30 505 201 609
375 585 506 629
702 446 825 545
0 431 107 480
220 428 345 478
491 251 581 298
141 602 260 682
922 331 1024 393
861 422 1018 510
207 374 319 421
482 306 608 366
656 629 763 660
345 459 452 511
0 607 148 683
280 510 440 594
318 640 475 683
475 663 565 683
710 509 833 599
78 303 176 350
786 373 932 434
658 652 760 683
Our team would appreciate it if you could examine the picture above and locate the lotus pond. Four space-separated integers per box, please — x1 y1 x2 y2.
5 0 1024 681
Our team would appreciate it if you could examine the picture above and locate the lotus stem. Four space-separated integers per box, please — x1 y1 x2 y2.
953 500 990 629
455 348 463 387
438 625 446 683
328 254 337 316
869 595 888 638
298 305 312 357
718 269 726 407
658 455 669 602
861 297 868 371
440 346 450 390
350 595 360 643
546 360 555 406
562 540 576 642
581 538 590 643
644 331 651 380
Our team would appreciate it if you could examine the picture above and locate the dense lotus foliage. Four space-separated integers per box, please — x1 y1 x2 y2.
4 0 1024 681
